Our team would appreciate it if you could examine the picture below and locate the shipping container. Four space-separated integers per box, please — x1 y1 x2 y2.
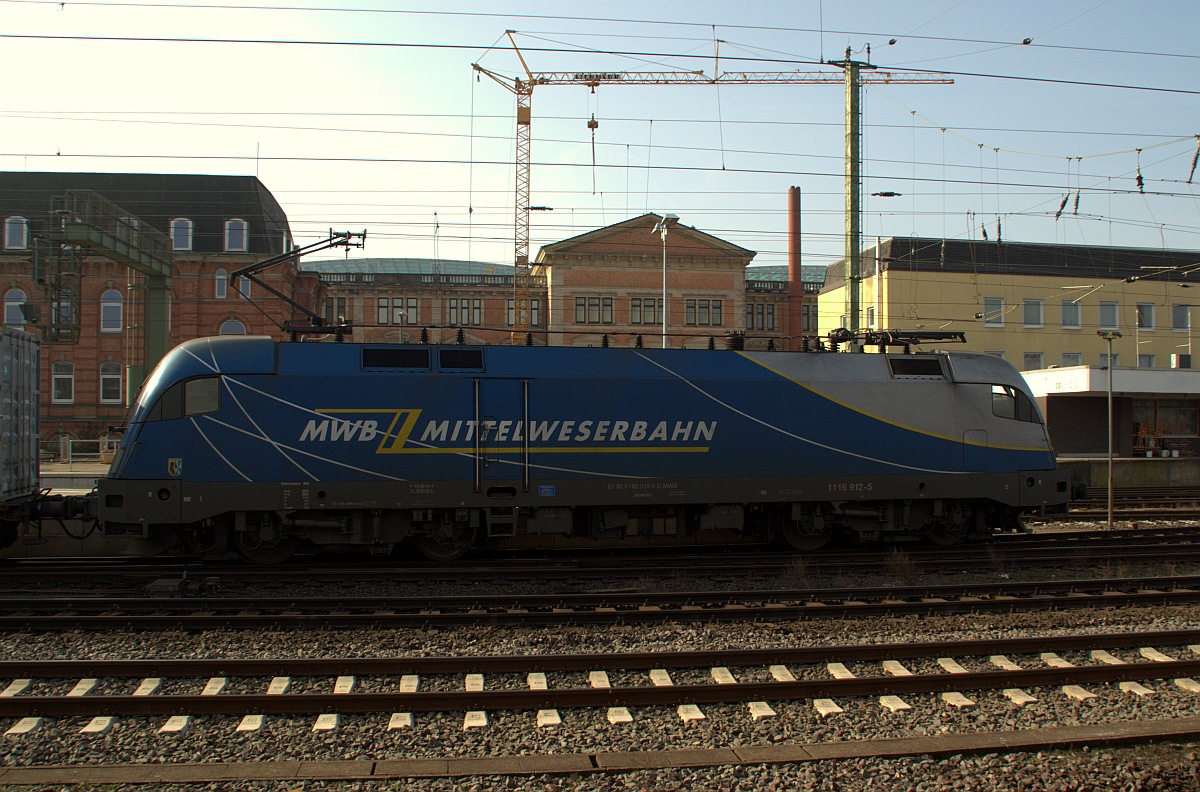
1 326 39 505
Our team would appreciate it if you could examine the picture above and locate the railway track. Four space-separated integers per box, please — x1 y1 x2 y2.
1 574 1198 630
2 525 1198 592
2 631 1199 783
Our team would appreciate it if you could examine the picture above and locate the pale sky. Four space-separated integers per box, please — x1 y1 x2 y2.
1 0 1197 271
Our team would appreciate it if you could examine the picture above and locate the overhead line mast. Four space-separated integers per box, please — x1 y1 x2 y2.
472 33 951 345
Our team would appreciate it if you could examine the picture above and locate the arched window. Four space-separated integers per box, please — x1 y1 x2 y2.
170 218 193 251
51 360 74 404
219 319 246 335
100 289 123 332
214 269 228 299
3 289 26 327
224 219 248 252
99 361 122 404
4 216 28 250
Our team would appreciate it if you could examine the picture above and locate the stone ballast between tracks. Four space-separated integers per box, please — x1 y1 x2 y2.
2 607 1200 790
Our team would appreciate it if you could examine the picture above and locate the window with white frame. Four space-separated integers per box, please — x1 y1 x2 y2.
214 269 228 299
219 319 246 335
1136 302 1155 330
4 216 28 250
631 297 661 325
506 299 540 327
99 361 122 403
170 218 193 251
745 303 776 331
801 304 815 332
1022 352 1044 370
324 297 347 324
447 298 482 326
1099 301 1119 330
1061 352 1083 366
100 289 123 332
3 289 26 327
983 296 1005 326
1022 299 1043 327
574 297 613 325
379 297 419 325
224 219 248 252
51 360 74 403
1061 300 1081 329
1172 304 1192 331
865 306 876 329
685 299 723 327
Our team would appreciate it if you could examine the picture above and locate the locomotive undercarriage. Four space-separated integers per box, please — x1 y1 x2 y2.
126 495 1023 564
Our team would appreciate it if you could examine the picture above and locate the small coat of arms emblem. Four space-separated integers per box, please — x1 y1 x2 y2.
167 458 183 477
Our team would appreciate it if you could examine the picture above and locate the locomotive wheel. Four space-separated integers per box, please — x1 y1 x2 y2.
924 520 968 546
232 515 299 565
412 523 478 562
233 532 299 564
780 520 832 552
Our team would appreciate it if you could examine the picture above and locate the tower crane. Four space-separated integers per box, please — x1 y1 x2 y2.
473 34 951 343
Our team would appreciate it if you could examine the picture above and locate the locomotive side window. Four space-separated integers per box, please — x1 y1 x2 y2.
184 377 220 416
991 384 1040 423
363 348 430 369
439 348 484 370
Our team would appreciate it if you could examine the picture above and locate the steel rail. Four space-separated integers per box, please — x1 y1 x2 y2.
2 585 1199 630
3 661 1200 718
2 628 1198 679
3 574 1200 611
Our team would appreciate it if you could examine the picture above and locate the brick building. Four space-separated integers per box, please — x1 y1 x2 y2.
1 172 314 448
2 173 821 451
305 214 819 351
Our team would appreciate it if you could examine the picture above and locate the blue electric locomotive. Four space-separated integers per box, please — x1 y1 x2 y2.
94 336 1069 562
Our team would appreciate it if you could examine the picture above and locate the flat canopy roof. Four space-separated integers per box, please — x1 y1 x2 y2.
1024 365 1200 399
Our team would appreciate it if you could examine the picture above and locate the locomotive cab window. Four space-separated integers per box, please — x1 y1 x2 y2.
147 377 220 421
184 378 220 416
992 384 1040 423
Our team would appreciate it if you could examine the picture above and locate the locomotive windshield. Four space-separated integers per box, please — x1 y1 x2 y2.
991 384 1042 424
146 376 221 421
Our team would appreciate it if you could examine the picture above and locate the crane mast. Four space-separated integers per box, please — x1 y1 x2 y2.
472 35 951 344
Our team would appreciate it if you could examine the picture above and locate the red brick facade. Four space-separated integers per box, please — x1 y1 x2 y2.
1 253 317 447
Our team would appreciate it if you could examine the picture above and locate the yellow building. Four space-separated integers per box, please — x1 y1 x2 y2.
818 237 1200 370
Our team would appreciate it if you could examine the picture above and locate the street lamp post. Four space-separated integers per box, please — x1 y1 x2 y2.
1097 330 1123 530
652 214 679 349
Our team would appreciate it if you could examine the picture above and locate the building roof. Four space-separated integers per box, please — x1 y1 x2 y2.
536 214 756 263
821 237 1200 292
0 171 290 256
746 265 826 284
303 258 512 276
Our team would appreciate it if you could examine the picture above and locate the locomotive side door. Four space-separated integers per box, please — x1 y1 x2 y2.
473 378 530 492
